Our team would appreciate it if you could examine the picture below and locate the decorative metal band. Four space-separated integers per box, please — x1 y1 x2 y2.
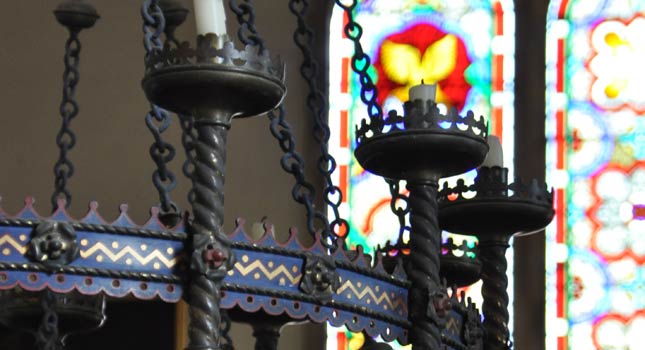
0 262 180 284
0 228 183 272
224 248 408 321
0 198 186 241
229 240 409 288
0 218 186 241
480 239 511 350
221 288 408 343
221 226 410 343
222 285 410 328
0 270 182 302
0 202 185 302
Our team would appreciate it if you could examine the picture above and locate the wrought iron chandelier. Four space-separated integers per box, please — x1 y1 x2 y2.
0 1 554 350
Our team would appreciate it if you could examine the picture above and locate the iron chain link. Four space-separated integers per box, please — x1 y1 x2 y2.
268 106 331 248
142 0 180 217
145 105 179 214
35 291 61 350
220 310 234 350
222 0 334 246
51 29 82 210
334 0 382 121
289 0 348 243
228 0 266 52
387 179 411 245
142 0 165 56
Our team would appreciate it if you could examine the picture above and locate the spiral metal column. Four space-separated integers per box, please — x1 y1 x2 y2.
407 181 442 350
480 236 511 350
185 118 234 350
252 323 281 350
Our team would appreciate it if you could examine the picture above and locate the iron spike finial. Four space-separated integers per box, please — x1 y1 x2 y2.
54 0 99 31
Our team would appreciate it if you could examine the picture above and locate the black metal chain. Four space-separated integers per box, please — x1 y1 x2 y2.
51 28 82 210
142 0 180 217
225 0 333 246
220 310 234 350
227 0 266 52
334 0 382 121
35 291 61 350
142 0 165 55
387 179 411 245
268 106 331 248
289 0 348 241
145 106 179 214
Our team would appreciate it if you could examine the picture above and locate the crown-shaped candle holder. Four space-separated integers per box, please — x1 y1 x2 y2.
438 166 555 350
141 17 288 348
355 99 488 349
377 237 481 288
143 33 285 122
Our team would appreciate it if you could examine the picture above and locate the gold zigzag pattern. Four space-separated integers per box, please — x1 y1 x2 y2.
234 260 301 285
0 234 27 254
337 280 407 312
445 317 459 334
80 243 177 268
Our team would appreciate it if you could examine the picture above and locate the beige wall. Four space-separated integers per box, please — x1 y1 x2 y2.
0 1 328 349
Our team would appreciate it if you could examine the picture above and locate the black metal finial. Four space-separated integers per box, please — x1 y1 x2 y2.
54 0 99 31
158 0 188 34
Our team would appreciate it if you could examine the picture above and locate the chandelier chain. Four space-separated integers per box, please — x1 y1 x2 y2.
141 0 180 216
334 0 382 121
142 0 165 56
145 105 179 215
226 0 331 245
35 291 62 350
268 107 331 248
220 310 234 350
387 179 411 245
51 28 82 210
228 0 265 52
289 0 348 242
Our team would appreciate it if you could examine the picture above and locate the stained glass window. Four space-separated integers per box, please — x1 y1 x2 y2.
545 1 645 349
327 1 515 349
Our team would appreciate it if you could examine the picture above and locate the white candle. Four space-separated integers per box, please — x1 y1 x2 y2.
193 0 227 36
481 135 504 167
409 80 437 103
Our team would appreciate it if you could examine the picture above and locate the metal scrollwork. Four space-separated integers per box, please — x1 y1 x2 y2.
464 303 484 350
191 229 234 281
28 221 79 270
299 253 340 301
426 287 452 328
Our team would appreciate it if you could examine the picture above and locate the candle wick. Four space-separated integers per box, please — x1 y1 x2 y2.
421 79 425 85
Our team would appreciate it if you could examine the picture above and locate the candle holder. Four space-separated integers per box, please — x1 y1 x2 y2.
0 290 105 340
143 33 286 122
377 237 482 288
141 30 286 350
438 166 555 350
355 99 488 349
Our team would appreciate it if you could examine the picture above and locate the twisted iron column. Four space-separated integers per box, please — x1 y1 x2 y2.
406 181 443 350
480 236 511 350
185 118 234 350
252 323 281 350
